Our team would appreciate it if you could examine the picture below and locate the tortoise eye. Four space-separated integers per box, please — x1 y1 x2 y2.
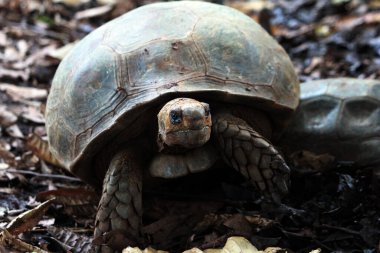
169 109 182 124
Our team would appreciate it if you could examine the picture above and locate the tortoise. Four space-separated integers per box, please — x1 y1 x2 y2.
45 1 299 251
281 78 380 168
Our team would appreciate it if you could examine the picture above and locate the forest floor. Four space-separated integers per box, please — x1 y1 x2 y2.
0 0 379 252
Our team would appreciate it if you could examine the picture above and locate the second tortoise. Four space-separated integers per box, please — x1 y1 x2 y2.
282 78 380 167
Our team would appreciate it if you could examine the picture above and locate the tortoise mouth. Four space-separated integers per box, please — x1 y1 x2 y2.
167 125 210 134
165 126 211 149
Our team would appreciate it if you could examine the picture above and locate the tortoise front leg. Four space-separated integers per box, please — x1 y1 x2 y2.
212 113 290 203
94 149 143 252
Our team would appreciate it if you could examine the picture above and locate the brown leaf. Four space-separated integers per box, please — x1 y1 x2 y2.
48 41 78 60
0 31 6 46
227 1 273 15
37 188 99 206
6 198 54 235
205 237 258 253
262 247 288 253
21 106 45 124
0 68 30 81
74 5 114 20
0 229 49 253
26 133 64 167
0 106 18 127
290 150 335 171
4 46 21 62
0 141 16 167
122 246 168 253
223 214 252 235
244 215 276 229
5 124 24 138
52 0 91 7
123 237 261 253
0 83 47 101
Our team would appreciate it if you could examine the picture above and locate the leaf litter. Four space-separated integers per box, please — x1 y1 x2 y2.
0 0 379 252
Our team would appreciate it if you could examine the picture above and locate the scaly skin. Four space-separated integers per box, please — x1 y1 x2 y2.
212 112 290 203
94 149 143 252
93 98 290 252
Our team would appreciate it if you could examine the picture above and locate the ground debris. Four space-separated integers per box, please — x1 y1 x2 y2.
0 0 379 252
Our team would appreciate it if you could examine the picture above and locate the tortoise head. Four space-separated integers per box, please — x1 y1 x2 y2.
157 98 212 150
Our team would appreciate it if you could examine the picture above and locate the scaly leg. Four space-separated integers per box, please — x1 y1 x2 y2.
94 149 143 252
213 113 290 203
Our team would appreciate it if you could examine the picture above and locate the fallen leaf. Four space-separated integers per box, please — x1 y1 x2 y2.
48 41 78 60
122 247 168 253
0 31 6 46
52 0 90 7
0 142 16 167
227 1 273 15
37 188 99 206
5 124 24 138
0 68 29 81
290 150 335 171
75 5 114 20
6 198 54 235
0 83 47 101
0 229 49 253
4 46 22 62
0 106 18 127
223 214 252 235
26 133 63 167
20 106 45 124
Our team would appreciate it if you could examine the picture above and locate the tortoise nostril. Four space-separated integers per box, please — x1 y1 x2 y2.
192 114 203 121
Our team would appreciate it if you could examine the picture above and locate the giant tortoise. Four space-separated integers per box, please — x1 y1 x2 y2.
45 1 299 251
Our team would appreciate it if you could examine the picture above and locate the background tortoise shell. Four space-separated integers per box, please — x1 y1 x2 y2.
282 78 380 166
45 1 299 186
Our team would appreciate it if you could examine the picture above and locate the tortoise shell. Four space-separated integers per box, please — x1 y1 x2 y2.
45 1 299 185
283 78 380 166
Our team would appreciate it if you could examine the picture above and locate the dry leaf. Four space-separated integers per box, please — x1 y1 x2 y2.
4 46 21 62
227 1 273 14
0 83 47 101
222 214 252 234
5 124 24 138
290 150 335 171
244 214 276 229
0 229 49 253
0 106 17 127
75 5 114 20
12 44 58 70
205 237 259 253
21 106 45 124
122 246 169 253
98 0 117 4
26 133 63 167
48 41 78 60
183 249 203 253
0 68 29 81
52 0 90 6
37 188 99 206
0 142 16 167
6 198 54 235
0 31 6 46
